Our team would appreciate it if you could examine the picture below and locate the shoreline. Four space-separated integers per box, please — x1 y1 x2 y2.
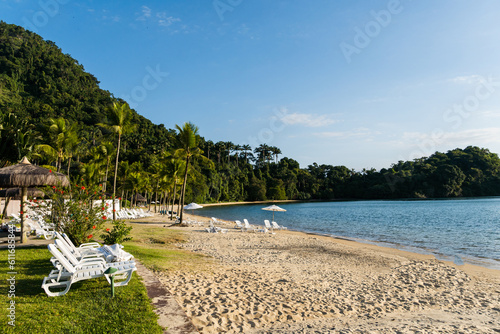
200 199 307 207
183 209 500 272
146 212 500 276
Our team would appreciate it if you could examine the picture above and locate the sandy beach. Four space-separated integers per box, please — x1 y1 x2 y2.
145 214 500 333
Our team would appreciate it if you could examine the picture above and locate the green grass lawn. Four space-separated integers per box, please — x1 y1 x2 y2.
0 246 163 334
0 222 211 333
123 224 212 273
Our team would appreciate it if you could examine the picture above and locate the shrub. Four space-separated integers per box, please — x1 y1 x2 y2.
35 183 106 245
101 220 133 245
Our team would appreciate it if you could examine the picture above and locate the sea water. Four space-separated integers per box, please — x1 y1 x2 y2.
195 198 500 270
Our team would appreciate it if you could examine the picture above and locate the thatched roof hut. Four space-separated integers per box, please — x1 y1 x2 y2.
0 157 69 243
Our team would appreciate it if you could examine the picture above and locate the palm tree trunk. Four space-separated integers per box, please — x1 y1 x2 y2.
170 183 177 220
66 157 72 178
155 180 159 213
104 158 110 193
112 134 121 220
121 188 125 211
179 156 190 224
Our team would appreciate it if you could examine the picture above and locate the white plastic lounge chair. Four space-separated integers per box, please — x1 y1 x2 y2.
42 243 136 297
62 233 100 250
209 221 228 233
54 232 104 260
26 219 55 239
243 219 257 232
234 220 244 231
272 221 287 230
264 220 272 230
59 233 133 263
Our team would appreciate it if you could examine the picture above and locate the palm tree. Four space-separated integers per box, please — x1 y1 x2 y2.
163 154 185 220
98 101 136 220
225 141 234 164
37 118 78 173
255 144 272 165
174 122 205 224
205 140 214 160
242 144 252 163
233 144 242 167
96 141 115 193
118 161 130 209
270 146 282 163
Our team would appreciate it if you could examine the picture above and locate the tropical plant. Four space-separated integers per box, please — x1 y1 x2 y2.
100 220 133 245
98 101 137 220
174 122 209 224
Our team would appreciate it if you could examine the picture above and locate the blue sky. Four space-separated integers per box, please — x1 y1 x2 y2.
2 0 500 170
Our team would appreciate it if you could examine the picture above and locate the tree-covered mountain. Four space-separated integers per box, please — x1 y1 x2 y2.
1 21 500 204
0 21 174 168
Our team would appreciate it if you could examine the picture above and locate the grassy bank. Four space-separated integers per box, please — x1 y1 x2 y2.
0 246 163 333
122 223 212 272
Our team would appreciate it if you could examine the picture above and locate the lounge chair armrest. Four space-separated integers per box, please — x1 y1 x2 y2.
74 258 106 269
78 242 101 248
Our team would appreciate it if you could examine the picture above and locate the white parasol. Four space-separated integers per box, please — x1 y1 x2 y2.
262 204 286 221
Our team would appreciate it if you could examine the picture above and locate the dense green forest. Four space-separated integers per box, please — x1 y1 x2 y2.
1 21 500 206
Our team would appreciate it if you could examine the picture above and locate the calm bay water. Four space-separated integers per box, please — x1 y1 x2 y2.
195 198 500 270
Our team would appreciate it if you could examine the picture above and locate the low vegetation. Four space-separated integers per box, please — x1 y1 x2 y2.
0 247 163 333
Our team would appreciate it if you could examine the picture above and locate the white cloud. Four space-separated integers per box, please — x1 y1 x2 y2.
156 12 181 27
449 75 487 85
280 112 338 127
315 128 374 139
136 6 181 28
137 5 151 21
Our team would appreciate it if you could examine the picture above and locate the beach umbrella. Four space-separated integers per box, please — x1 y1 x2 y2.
0 157 69 243
184 202 203 216
262 204 286 222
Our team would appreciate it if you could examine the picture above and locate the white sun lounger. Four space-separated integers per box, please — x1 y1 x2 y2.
27 219 55 239
243 219 257 232
42 243 136 297
271 221 287 230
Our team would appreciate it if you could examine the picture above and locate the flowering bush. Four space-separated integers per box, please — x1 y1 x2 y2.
100 220 133 245
38 182 105 246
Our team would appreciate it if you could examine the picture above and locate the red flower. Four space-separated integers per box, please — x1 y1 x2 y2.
119 197 121 200
113 209 116 212
92 225 96 229
81 186 85 190
102 216 107 220
106 228 110 232
102 207 105 210
87 235 93 239
49 170 52 173
99 196 102 199
99 184 102 187
52 186 56 189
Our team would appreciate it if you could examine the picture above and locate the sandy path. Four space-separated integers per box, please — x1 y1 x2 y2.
153 221 500 333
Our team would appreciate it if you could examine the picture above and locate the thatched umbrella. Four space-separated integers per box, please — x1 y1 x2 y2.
0 157 69 243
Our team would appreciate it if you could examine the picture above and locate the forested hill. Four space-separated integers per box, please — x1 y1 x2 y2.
0 21 174 166
1 21 500 202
